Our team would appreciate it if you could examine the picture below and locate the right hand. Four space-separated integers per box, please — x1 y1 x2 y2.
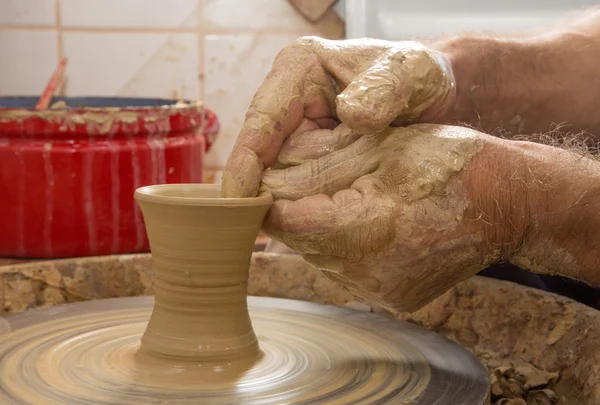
260 124 512 313
221 37 456 198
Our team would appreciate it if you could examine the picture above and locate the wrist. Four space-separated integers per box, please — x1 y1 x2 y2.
433 30 600 136
466 136 600 284
506 142 600 284
432 35 532 133
457 135 530 263
403 126 599 285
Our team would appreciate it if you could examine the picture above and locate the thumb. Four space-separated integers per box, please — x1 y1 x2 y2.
336 45 454 134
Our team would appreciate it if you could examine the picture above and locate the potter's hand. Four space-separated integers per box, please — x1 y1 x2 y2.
260 124 517 313
221 37 455 197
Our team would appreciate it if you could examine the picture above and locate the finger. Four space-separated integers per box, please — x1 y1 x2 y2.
262 178 394 259
301 254 343 272
221 91 304 198
336 44 453 134
301 258 387 313
313 117 339 129
311 37 395 88
301 254 380 300
302 255 379 300
262 192 361 256
270 118 322 169
336 51 410 134
262 133 382 201
221 44 337 198
313 261 383 299
276 124 361 168
264 239 296 254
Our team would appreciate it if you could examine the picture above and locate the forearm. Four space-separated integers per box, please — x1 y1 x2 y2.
507 142 600 284
470 136 600 285
434 9 600 137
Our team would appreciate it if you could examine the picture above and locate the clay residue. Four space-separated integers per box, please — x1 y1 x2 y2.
261 123 485 313
49 101 68 109
221 36 455 198
0 100 203 136
335 41 455 133
490 365 559 404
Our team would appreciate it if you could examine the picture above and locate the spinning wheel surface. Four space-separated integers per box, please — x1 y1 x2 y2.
0 296 489 405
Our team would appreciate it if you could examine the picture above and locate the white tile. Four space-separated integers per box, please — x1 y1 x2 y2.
0 30 58 96
203 33 299 168
202 0 315 31
0 0 55 25
62 32 200 99
60 0 198 28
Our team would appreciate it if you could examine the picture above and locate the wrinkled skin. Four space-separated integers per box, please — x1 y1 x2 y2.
221 37 455 198
224 22 600 312
261 124 508 313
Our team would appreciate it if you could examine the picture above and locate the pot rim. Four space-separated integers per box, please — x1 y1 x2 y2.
135 184 273 207
0 97 205 139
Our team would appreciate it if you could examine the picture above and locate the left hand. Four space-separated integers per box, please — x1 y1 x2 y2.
221 37 455 198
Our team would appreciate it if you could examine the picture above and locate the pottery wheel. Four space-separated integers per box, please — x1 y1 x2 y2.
0 296 489 405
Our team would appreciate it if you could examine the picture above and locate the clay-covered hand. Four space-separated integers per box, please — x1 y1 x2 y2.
221 37 455 198
260 124 513 313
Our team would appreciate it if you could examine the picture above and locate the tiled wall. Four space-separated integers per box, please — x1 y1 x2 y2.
0 0 344 176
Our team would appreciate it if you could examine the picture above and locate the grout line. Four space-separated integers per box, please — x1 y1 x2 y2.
0 25 56 31
198 0 205 102
55 1 63 57
0 25 199 33
0 25 313 36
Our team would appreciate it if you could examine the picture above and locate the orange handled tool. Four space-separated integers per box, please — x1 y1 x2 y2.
36 57 68 110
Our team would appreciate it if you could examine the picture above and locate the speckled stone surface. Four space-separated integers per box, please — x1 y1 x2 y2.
0 253 598 404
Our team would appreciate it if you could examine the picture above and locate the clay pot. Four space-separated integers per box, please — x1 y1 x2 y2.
134 184 272 361
0 97 215 259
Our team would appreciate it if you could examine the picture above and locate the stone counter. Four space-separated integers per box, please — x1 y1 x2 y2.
0 252 598 404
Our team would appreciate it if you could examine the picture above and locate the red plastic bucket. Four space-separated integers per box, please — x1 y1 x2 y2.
0 97 215 258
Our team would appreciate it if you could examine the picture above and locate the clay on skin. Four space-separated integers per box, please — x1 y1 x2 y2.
333 40 456 133
4 181 501 403
261 124 489 313
221 37 456 198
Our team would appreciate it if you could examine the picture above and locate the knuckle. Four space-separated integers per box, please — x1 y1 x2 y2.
276 36 318 60
274 36 323 70
292 36 322 49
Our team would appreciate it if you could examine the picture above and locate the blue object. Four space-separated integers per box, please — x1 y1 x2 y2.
0 96 186 109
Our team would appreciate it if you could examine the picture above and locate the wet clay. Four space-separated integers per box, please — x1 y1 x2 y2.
0 185 489 404
134 184 271 363
0 296 491 404
261 124 486 313
0 100 202 136
221 37 455 198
